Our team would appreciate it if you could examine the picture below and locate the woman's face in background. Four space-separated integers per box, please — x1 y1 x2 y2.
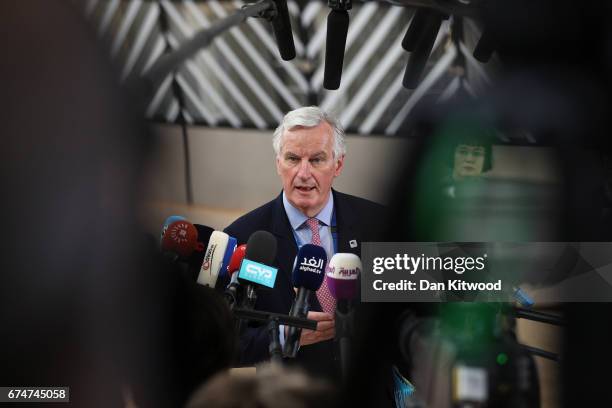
453 144 485 180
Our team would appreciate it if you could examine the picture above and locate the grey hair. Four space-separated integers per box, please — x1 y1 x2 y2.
272 106 346 159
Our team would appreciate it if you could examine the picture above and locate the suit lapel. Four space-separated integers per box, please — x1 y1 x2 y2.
270 193 298 293
333 190 361 256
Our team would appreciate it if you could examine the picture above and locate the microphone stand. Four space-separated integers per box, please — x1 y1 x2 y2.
233 308 318 364
511 307 564 362
234 284 259 336
283 289 311 358
245 285 258 310
268 317 283 364
520 344 561 362
513 307 567 326
335 300 355 383
233 308 317 330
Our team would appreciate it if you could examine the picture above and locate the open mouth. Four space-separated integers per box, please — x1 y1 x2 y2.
295 186 316 193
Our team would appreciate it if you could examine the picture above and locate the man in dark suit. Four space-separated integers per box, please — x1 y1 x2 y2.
224 106 385 379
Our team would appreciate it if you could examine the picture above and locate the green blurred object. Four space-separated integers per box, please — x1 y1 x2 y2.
496 352 509 366
407 115 560 241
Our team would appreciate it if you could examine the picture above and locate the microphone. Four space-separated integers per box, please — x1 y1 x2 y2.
473 27 496 63
159 217 217 283
197 231 230 288
284 244 327 358
401 8 430 52
228 244 247 276
219 236 237 281
160 215 186 243
402 8 443 89
323 0 352 90
237 231 278 309
270 0 296 60
327 253 361 306
161 219 204 259
225 244 247 309
326 253 361 380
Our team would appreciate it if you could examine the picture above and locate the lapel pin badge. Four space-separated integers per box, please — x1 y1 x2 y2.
349 239 358 249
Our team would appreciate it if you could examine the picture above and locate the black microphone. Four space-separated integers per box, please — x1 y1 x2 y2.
324 0 352 90
473 27 496 63
271 0 296 60
236 231 278 310
401 8 430 52
284 244 327 358
402 8 443 89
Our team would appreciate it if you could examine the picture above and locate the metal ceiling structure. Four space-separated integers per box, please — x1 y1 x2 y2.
83 0 493 135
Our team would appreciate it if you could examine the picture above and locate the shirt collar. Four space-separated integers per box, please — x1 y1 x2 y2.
282 190 334 230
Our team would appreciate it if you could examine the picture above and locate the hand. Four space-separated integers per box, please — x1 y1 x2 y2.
299 311 335 347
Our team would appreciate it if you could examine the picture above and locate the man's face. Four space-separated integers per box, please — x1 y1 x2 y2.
453 144 486 180
276 122 344 217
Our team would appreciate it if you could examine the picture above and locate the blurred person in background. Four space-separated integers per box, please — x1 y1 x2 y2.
344 1 612 406
0 2 234 406
439 118 495 199
186 362 335 408
450 137 493 181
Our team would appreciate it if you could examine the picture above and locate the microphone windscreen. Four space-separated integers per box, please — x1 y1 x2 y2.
292 244 327 291
219 236 237 279
161 220 199 258
197 231 230 287
402 8 429 52
245 231 277 265
271 0 296 60
327 253 361 300
402 10 442 89
473 28 496 63
228 244 247 275
323 9 349 90
160 215 186 242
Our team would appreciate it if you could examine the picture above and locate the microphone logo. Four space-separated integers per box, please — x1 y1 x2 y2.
168 221 190 244
298 256 325 274
201 243 217 271
238 259 278 288
246 264 273 280
327 265 360 278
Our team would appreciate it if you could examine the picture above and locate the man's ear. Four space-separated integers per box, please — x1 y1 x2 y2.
334 154 345 177
276 155 281 176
